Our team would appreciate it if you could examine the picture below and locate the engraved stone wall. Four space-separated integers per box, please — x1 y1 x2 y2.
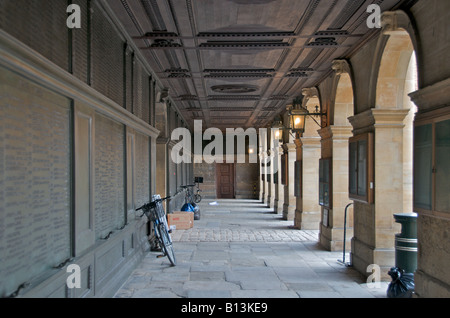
94 113 125 240
0 67 71 296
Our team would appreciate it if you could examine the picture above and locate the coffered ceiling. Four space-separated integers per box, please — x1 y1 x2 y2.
108 0 406 130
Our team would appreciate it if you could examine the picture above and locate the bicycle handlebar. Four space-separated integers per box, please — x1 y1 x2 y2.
180 184 195 188
136 196 171 211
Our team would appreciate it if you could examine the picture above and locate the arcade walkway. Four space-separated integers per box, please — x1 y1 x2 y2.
114 200 388 298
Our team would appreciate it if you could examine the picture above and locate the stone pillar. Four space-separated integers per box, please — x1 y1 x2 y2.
155 100 169 209
294 135 321 230
282 142 296 221
269 131 277 211
318 126 353 251
262 128 271 207
156 141 168 198
259 130 265 202
348 109 409 279
276 145 284 214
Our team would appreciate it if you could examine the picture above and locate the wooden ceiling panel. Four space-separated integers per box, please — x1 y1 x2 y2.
110 0 406 129
193 0 311 33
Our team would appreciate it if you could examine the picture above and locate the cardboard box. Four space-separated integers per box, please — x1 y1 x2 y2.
168 212 194 230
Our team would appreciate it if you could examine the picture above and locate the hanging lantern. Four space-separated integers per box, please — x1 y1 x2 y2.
271 115 284 143
289 106 308 135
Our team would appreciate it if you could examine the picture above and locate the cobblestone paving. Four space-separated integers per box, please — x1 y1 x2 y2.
171 200 319 242
115 199 388 298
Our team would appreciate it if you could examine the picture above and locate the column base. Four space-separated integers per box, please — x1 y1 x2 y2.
282 203 295 221
351 237 395 281
276 199 284 215
319 223 354 252
294 209 321 230
269 194 276 211
264 193 271 207
273 198 279 214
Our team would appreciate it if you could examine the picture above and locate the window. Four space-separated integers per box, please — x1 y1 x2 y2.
281 154 288 185
349 133 374 203
294 160 302 197
414 115 450 214
319 158 332 208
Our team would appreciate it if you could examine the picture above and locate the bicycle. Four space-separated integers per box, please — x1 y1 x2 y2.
136 195 176 266
194 177 203 203
194 182 202 204
180 185 201 220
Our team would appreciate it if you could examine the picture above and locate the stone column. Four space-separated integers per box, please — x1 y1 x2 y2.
294 135 321 230
276 144 285 214
348 109 409 279
318 126 353 251
269 131 277 211
282 142 296 220
262 128 271 207
259 130 265 202
155 100 169 209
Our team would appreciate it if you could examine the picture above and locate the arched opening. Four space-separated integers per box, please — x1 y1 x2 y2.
376 32 418 214
350 24 420 278
319 70 355 252
334 73 355 127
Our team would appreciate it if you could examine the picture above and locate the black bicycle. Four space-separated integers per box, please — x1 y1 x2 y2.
194 182 202 204
194 177 203 203
136 195 176 266
180 184 201 220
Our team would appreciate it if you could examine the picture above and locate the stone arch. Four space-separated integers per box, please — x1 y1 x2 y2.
318 60 355 251
368 10 420 110
301 87 322 137
376 11 419 215
332 59 355 126
375 33 416 110
348 10 420 278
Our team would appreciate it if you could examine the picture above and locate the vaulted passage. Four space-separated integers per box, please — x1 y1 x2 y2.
0 0 449 299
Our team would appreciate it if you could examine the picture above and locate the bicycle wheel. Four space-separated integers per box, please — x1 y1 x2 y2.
157 223 176 266
194 193 202 203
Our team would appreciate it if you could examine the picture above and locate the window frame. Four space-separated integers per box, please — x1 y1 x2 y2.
348 132 374 204
319 157 332 208
414 109 450 217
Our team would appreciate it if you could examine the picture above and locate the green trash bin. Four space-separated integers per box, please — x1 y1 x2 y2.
393 212 418 273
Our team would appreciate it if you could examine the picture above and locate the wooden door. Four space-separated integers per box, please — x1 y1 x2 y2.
216 163 235 199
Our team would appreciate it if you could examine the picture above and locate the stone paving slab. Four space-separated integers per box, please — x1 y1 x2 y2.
114 199 389 299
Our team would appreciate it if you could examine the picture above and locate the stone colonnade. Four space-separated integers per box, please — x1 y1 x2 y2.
259 10 427 284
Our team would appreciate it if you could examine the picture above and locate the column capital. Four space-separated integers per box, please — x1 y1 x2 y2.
331 59 351 75
282 142 297 153
300 136 321 148
371 109 410 127
348 109 409 134
302 87 319 99
318 125 353 140
381 10 411 35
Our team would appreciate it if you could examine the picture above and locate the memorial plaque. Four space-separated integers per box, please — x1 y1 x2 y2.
0 67 71 296
134 133 150 208
94 113 125 240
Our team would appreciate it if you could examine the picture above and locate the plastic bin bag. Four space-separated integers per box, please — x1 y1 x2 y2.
387 267 415 298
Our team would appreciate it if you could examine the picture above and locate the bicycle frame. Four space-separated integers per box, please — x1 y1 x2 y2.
136 195 176 266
